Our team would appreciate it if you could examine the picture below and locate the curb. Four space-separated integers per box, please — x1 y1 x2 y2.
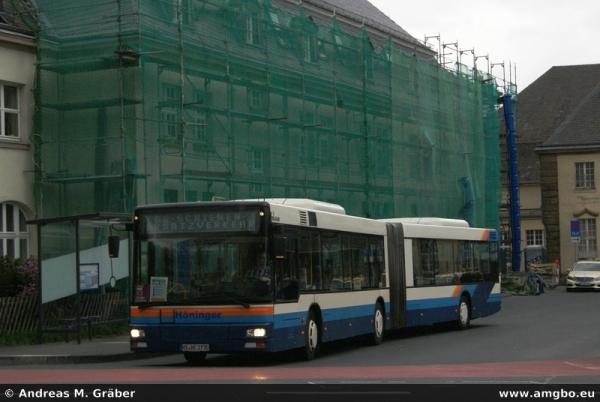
0 352 176 366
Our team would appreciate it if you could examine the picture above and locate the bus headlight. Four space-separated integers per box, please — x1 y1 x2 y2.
130 329 145 338
246 328 266 337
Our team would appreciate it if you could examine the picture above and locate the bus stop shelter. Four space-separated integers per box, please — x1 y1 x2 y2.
27 213 132 344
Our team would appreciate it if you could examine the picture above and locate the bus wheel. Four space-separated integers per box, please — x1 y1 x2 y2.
369 303 384 346
183 351 207 365
457 295 470 330
303 310 319 361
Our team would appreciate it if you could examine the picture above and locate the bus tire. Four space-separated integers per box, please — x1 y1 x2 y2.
457 295 470 330
369 303 384 346
303 310 319 361
183 351 207 365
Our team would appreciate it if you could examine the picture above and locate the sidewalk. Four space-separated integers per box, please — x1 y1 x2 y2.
0 335 167 366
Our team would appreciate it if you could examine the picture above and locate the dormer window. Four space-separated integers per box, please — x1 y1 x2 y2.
303 35 317 63
334 34 343 47
245 12 260 45
269 11 280 27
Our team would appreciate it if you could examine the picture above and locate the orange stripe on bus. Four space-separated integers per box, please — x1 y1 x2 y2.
480 229 490 241
452 285 462 298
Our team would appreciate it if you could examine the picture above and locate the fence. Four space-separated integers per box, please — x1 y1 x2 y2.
0 292 129 336
0 296 38 335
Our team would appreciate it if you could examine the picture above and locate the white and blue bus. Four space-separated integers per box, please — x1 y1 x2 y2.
129 199 501 363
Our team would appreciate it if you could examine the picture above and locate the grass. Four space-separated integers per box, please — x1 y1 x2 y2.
0 322 129 347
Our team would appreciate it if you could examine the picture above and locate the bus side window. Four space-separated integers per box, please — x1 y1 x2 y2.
299 230 319 291
321 232 341 291
276 235 300 301
436 240 453 285
461 241 474 272
412 239 422 286
362 238 384 288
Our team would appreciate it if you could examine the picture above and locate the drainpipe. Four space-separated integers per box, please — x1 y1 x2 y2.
460 176 475 227
502 94 521 272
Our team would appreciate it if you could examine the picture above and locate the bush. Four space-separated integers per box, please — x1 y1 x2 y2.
0 256 19 297
17 256 39 297
0 256 39 298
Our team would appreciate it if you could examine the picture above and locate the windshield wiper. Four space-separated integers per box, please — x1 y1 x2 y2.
200 292 250 308
137 301 199 310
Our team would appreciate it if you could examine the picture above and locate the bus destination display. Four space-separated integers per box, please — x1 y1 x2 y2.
141 210 259 234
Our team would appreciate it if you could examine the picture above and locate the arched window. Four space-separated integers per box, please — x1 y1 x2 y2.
0 203 29 260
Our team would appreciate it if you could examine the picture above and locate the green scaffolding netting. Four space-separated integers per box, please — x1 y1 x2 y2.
22 0 503 229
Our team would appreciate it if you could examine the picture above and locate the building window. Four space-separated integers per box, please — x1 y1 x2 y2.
269 11 287 47
373 143 390 169
319 115 333 129
300 133 308 159
334 33 343 47
185 90 210 144
245 13 260 45
319 135 329 160
526 229 544 246
164 189 178 203
300 131 316 162
162 84 178 103
575 162 595 189
161 84 180 140
303 35 317 63
192 112 207 142
251 149 264 174
162 111 177 138
250 182 263 195
269 11 280 27
1 83 20 138
248 89 263 110
185 190 197 202
578 218 597 259
0 203 28 260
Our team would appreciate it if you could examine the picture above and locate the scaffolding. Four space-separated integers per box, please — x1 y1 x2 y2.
17 0 503 229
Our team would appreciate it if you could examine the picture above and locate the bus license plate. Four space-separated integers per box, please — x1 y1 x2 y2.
182 344 209 352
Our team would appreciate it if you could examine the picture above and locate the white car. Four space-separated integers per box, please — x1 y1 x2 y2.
566 261 600 292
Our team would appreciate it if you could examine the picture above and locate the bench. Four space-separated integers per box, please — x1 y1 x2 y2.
59 315 101 343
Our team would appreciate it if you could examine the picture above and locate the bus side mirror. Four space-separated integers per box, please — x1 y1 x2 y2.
108 235 120 258
274 237 287 260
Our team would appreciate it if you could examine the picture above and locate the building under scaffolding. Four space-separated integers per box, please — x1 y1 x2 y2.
17 0 502 229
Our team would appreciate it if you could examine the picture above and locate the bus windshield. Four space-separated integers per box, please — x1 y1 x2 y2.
132 236 274 306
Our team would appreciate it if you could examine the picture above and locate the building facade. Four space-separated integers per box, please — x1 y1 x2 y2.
0 0 36 260
501 64 600 272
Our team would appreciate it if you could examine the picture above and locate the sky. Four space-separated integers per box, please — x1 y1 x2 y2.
367 0 600 91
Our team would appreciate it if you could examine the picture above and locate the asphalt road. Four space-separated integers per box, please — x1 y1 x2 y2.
3 286 600 385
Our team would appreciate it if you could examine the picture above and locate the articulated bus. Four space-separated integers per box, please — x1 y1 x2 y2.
129 199 501 363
